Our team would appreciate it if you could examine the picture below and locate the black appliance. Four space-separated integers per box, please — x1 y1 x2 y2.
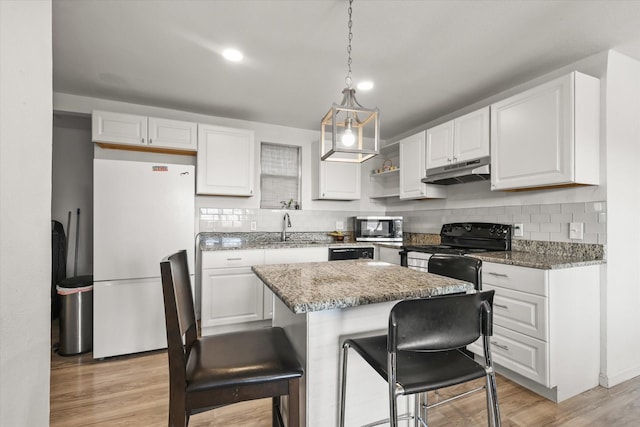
353 216 403 242
328 246 375 261
400 222 511 270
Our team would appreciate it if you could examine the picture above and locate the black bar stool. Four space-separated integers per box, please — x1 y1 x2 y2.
339 291 500 427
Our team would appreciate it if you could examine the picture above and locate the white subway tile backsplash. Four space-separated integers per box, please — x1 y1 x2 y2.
540 204 562 214
505 206 522 215
540 222 561 233
531 213 551 223
522 205 541 214
550 213 573 224
530 231 550 241
197 201 607 245
561 203 586 214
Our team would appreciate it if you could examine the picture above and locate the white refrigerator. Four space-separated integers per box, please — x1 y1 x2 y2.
93 159 195 358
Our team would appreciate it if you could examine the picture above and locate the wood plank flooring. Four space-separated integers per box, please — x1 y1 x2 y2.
50 321 640 426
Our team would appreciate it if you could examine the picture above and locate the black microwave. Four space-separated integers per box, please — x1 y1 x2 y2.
353 216 403 242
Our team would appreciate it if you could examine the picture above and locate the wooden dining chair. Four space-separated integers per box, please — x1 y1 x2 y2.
160 250 303 427
339 291 500 427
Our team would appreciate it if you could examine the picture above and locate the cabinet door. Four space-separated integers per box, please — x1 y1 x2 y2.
425 121 454 169
491 74 574 190
92 110 148 146
201 268 264 327
197 124 255 196
148 117 197 151
399 132 446 199
318 161 361 200
454 107 490 162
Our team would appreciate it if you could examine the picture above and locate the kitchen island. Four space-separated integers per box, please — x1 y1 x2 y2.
252 260 473 427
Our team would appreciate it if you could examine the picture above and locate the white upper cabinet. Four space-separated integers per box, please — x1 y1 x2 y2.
311 141 361 200
92 110 197 152
490 71 600 191
147 117 197 151
426 107 490 170
399 131 447 200
197 124 255 196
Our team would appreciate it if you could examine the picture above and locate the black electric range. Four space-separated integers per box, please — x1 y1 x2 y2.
400 222 512 270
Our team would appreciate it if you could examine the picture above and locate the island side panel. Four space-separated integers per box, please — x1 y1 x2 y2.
306 302 413 427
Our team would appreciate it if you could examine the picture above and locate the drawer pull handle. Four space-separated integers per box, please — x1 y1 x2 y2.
488 272 508 277
491 341 509 351
226 257 242 261
494 303 509 310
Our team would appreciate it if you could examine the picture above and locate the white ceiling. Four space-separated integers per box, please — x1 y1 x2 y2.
53 0 640 140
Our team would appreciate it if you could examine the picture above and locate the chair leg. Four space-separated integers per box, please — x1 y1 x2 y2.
272 396 281 427
288 378 300 427
168 396 187 427
338 343 350 427
485 371 501 427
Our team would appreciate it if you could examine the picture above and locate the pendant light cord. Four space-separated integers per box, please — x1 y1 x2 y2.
345 0 353 89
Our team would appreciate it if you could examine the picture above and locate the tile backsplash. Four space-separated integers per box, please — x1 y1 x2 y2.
199 201 607 245
389 201 607 245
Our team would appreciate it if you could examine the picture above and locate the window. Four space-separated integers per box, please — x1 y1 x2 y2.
260 142 301 209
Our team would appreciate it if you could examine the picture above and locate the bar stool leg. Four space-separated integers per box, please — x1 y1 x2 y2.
339 342 350 427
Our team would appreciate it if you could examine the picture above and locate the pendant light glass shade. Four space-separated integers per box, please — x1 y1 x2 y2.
321 88 380 162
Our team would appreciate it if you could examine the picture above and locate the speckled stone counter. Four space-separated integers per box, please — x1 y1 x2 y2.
471 251 606 269
252 259 473 314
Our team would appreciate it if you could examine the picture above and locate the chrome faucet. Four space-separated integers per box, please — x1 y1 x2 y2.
282 212 292 241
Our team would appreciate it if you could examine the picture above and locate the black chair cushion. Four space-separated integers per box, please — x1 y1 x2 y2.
186 327 303 394
346 335 486 395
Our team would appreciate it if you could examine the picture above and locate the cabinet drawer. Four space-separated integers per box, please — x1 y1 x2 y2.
469 325 548 386
485 284 548 341
202 250 264 269
483 262 547 296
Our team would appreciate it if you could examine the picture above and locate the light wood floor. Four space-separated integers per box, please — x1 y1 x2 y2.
50 322 640 426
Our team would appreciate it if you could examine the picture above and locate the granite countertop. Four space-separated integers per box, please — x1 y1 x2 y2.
252 260 473 314
471 251 606 269
200 240 380 251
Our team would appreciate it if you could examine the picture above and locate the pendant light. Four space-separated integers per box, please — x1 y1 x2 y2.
321 0 379 162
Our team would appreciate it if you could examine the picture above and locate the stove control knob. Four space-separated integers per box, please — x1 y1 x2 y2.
489 225 497 234
464 224 472 232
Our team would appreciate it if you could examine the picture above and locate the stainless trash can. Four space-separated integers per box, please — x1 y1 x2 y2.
57 275 93 356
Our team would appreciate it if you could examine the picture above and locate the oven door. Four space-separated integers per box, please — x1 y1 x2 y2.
405 251 431 272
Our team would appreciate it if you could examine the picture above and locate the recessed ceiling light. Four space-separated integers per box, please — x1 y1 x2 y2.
357 81 374 91
222 48 243 62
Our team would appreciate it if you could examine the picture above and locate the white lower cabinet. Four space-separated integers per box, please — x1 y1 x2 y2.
468 261 600 402
201 247 327 335
201 250 265 335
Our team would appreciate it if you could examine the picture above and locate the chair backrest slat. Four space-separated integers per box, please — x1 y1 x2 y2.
389 291 494 353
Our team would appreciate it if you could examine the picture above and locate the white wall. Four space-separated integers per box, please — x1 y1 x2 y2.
0 1 52 425
601 51 640 386
52 114 94 276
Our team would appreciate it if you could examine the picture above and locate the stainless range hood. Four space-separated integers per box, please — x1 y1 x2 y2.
421 156 490 185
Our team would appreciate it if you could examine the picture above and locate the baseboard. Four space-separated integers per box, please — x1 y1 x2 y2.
599 365 640 388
